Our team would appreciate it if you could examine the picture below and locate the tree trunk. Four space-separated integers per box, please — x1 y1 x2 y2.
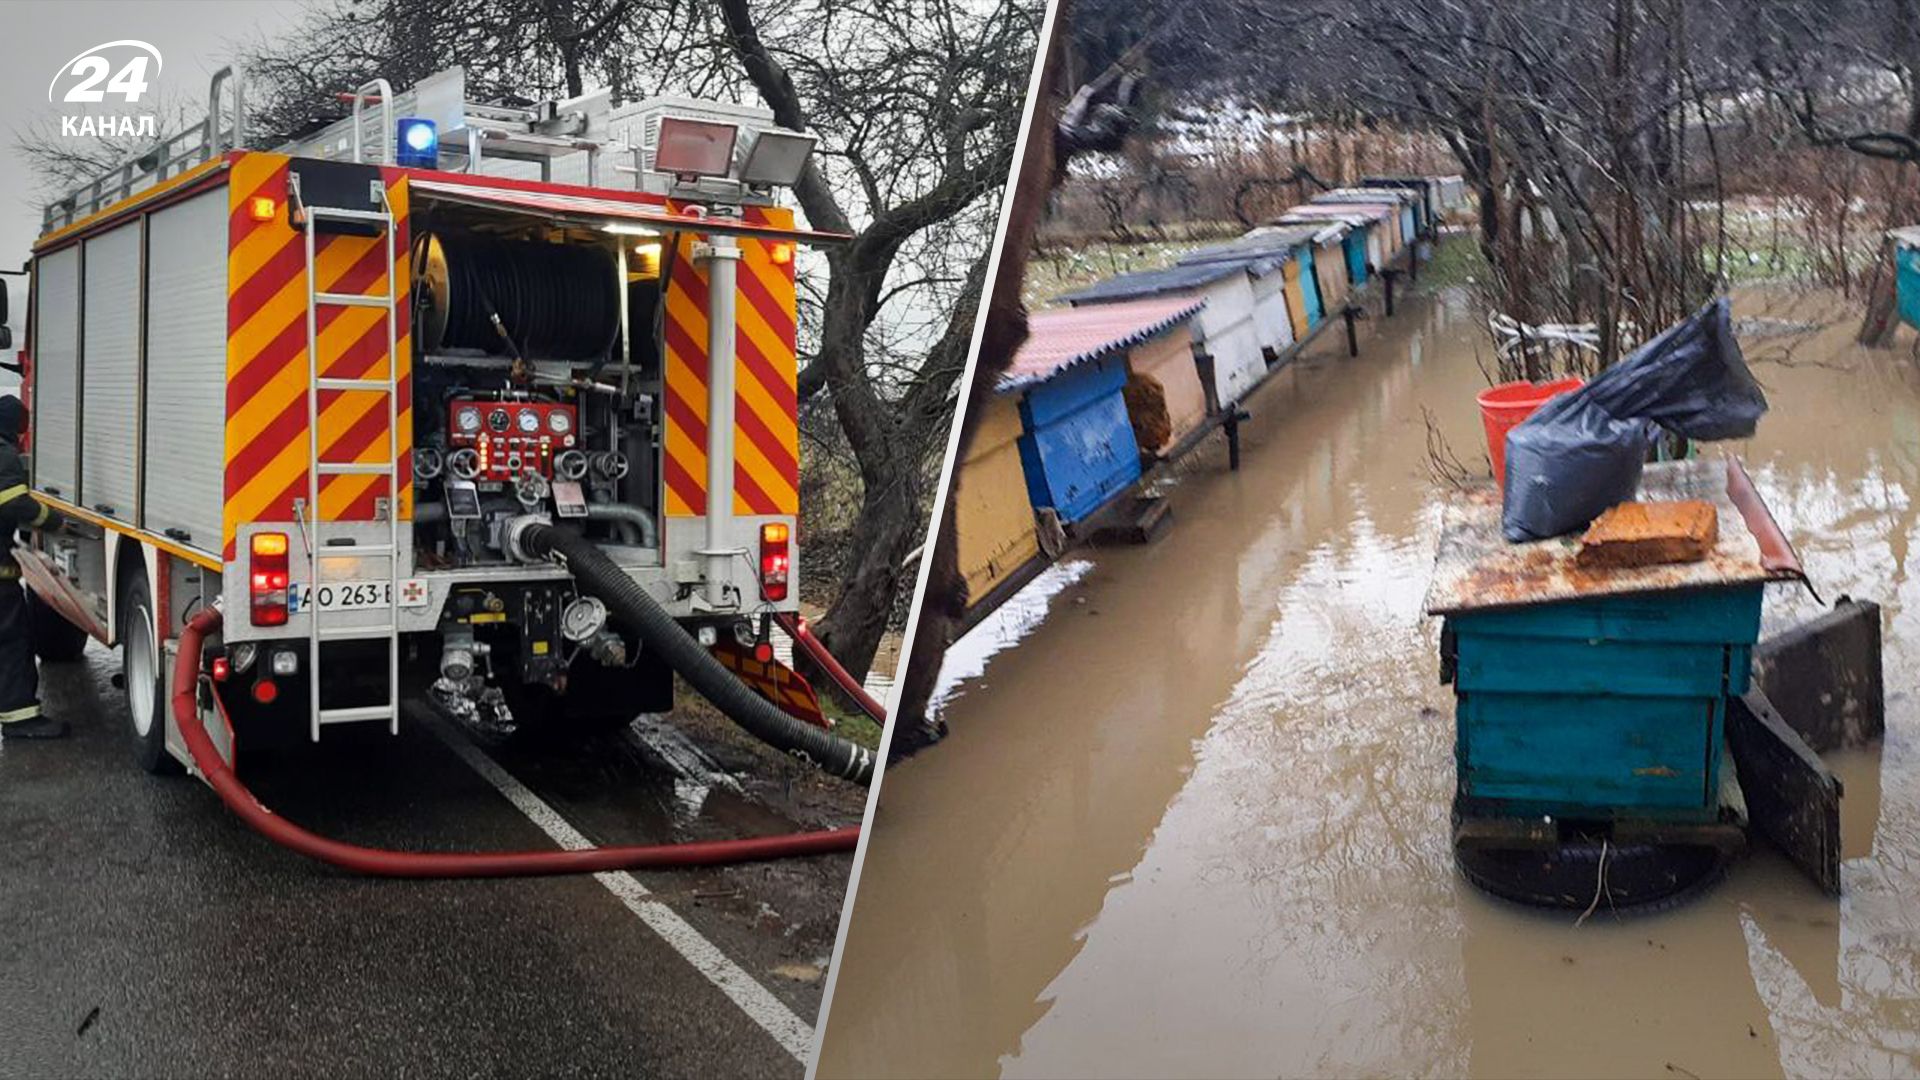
891 6 1072 757
811 456 921 690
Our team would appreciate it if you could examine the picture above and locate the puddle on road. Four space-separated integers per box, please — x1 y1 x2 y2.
820 281 1920 1079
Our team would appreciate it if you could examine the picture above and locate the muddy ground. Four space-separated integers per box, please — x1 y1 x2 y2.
818 267 1920 1079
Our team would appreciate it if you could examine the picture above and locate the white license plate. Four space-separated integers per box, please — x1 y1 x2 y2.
288 579 430 613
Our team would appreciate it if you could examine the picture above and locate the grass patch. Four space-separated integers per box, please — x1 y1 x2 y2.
820 701 886 750
1416 233 1489 290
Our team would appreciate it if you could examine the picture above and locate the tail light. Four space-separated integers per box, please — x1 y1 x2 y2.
759 522 791 602
249 532 290 627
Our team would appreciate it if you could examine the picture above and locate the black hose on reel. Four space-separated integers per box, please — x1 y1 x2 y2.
414 232 622 361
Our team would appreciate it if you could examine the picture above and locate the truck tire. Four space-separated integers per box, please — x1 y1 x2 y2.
118 568 179 775
26 586 90 662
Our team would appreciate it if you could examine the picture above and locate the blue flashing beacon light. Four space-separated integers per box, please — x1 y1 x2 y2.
396 117 439 169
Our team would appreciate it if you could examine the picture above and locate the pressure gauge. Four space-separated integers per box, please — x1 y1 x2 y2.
488 408 511 433
455 406 482 434
517 408 541 433
548 410 573 435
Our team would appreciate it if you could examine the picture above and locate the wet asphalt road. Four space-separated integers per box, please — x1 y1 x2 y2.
0 643 854 1078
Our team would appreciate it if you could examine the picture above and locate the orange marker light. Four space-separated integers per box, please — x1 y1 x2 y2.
251 532 289 557
250 196 277 222
769 242 794 266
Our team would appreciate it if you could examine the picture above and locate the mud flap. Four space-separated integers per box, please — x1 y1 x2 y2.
710 641 832 730
1727 688 1842 896
1751 597 1883 753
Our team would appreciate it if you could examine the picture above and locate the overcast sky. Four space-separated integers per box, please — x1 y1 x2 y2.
0 0 302 358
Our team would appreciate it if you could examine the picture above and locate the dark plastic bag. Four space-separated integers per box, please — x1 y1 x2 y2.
1501 298 1766 541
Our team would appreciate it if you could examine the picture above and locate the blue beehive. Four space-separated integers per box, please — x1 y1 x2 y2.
1013 353 1141 524
1298 245 1324 325
1344 231 1370 285
1425 458 1804 825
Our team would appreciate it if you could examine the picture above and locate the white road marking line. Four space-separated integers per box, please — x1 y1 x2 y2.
427 718 816 1063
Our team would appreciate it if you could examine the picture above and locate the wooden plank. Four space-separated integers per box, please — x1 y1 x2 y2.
1089 495 1172 546
1449 585 1764 644
1455 635 1734 698
1460 691 1719 813
1727 688 1843 895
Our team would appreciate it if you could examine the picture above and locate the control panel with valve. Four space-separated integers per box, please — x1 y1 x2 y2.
442 398 580 483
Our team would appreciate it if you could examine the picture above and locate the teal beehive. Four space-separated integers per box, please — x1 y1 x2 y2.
1425 458 1804 825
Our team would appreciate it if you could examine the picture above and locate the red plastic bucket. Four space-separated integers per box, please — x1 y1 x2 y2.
1476 377 1584 487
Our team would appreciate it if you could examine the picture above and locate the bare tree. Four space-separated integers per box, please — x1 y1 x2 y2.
226 0 1034 687
715 0 1035 683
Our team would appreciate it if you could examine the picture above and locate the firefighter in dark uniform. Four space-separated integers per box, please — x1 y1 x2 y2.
0 395 67 739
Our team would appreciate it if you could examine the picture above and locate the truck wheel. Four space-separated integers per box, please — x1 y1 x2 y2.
26 587 90 662
118 569 179 775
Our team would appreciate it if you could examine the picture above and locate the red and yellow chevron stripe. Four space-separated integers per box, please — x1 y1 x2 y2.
221 153 413 559
711 641 830 729
662 205 800 517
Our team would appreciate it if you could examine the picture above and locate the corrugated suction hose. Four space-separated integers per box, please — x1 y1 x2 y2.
519 523 877 785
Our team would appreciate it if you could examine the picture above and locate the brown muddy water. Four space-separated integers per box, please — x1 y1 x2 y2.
818 280 1920 1079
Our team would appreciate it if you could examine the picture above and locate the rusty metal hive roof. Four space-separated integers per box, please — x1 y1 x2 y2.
1423 456 1807 616
1000 296 1205 391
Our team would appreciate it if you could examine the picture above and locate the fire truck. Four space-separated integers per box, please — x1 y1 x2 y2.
10 66 872 782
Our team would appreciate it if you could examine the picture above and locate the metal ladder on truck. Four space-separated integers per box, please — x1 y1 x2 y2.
294 177 403 741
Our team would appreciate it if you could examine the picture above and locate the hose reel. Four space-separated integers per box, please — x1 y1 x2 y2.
413 231 622 361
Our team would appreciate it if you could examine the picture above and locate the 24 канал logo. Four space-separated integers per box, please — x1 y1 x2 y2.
48 40 163 139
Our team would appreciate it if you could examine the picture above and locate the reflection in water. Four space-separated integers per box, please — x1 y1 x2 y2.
933 560 1097 710
820 280 1920 1079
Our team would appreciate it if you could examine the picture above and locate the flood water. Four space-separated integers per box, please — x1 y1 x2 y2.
818 276 1920 1079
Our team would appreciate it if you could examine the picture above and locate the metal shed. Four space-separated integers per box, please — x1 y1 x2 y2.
1060 262 1265 407
953 392 1042 607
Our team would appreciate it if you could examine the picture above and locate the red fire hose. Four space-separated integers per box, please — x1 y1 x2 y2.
170 607 859 878
774 611 889 723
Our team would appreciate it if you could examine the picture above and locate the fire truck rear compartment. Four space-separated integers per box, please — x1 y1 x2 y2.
405 197 665 569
